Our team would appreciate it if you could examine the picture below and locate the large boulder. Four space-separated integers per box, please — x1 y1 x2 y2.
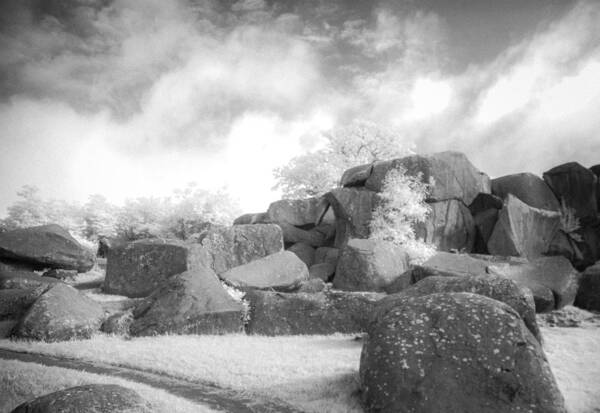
340 163 374 187
488 256 580 311
364 151 490 205
130 268 243 336
200 224 283 274
10 384 153 413
487 195 561 259
103 239 211 298
287 242 315 267
0 224 94 272
12 283 104 341
543 162 598 222
324 188 381 248
267 197 324 226
414 199 476 252
360 293 566 413
492 173 560 211
383 275 540 342
574 261 600 311
334 239 410 292
245 289 384 335
219 251 309 292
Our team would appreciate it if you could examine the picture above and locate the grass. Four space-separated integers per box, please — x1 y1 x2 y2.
0 334 364 413
0 359 216 413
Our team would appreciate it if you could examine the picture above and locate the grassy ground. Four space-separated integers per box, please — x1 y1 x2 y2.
0 334 364 413
0 359 215 413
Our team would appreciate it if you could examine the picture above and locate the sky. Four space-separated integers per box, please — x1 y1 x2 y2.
0 0 599 214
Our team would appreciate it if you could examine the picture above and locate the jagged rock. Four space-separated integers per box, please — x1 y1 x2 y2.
492 172 560 211
267 198 323 226
297 278 327 293
220 251 308 292
314 247 339 267
414 199 476 252
488 195 561 259
245 289 384 335
340 163 374 187
334 239 410 292
360 293 566 413
10 384 154 413
575 262 600 311
543 162 598 222
364 151 490 205
200 224 283 274
103 239 211 298
382 275 540 342
0 224 95 272
324 188 381 248
232 212 269 225
277 222 330 247
287 242 315 267
309 262 335 282
12 283 104 341
488 256 580 311
0 288 42 318
0 270 62 290
130 268 243 336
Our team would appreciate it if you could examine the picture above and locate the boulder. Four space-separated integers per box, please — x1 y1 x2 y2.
297 278 327 293
547 230 585 267
360 293 566 413
487 195 561 259
277 222 330 247
200 224 283 274
12 283 104 341
574 262 600 311
130 268 243 336
0 270 62 290
232 212 268 225
0 288 42 318
414 199 476 252
340 163 374 187
219 251 309 292
543 162 598 222
314 247 339 267
309 262 335 282
468 193 504 215
488 256 580 311
104 239 211 298
492 173 560 211
10 384 153 413
383 275 540 342
245 289 384 335
287 242 315 267
0 224 95 272
364 151 491 205
267 198 323 226
324 188 381 248
334 239 410 292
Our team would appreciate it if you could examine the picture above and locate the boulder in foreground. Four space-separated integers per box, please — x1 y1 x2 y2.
360 292 566 413
245 289 384 335
10 384 154 413
130 268 243 336
219 251 308 292
12 283 104 341
0 224 95 272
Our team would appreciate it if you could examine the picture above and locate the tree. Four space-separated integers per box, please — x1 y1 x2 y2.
369 167 435 263
273 121 413 198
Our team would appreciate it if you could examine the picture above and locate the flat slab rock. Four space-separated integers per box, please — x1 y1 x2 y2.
360 292 566 413
10 384 154 413
12 283 105 342
245 289 384 335
0 224 95 272
219 251 309 292
130 267 243 336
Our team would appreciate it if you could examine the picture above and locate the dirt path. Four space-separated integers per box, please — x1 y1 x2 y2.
0 348 305 413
